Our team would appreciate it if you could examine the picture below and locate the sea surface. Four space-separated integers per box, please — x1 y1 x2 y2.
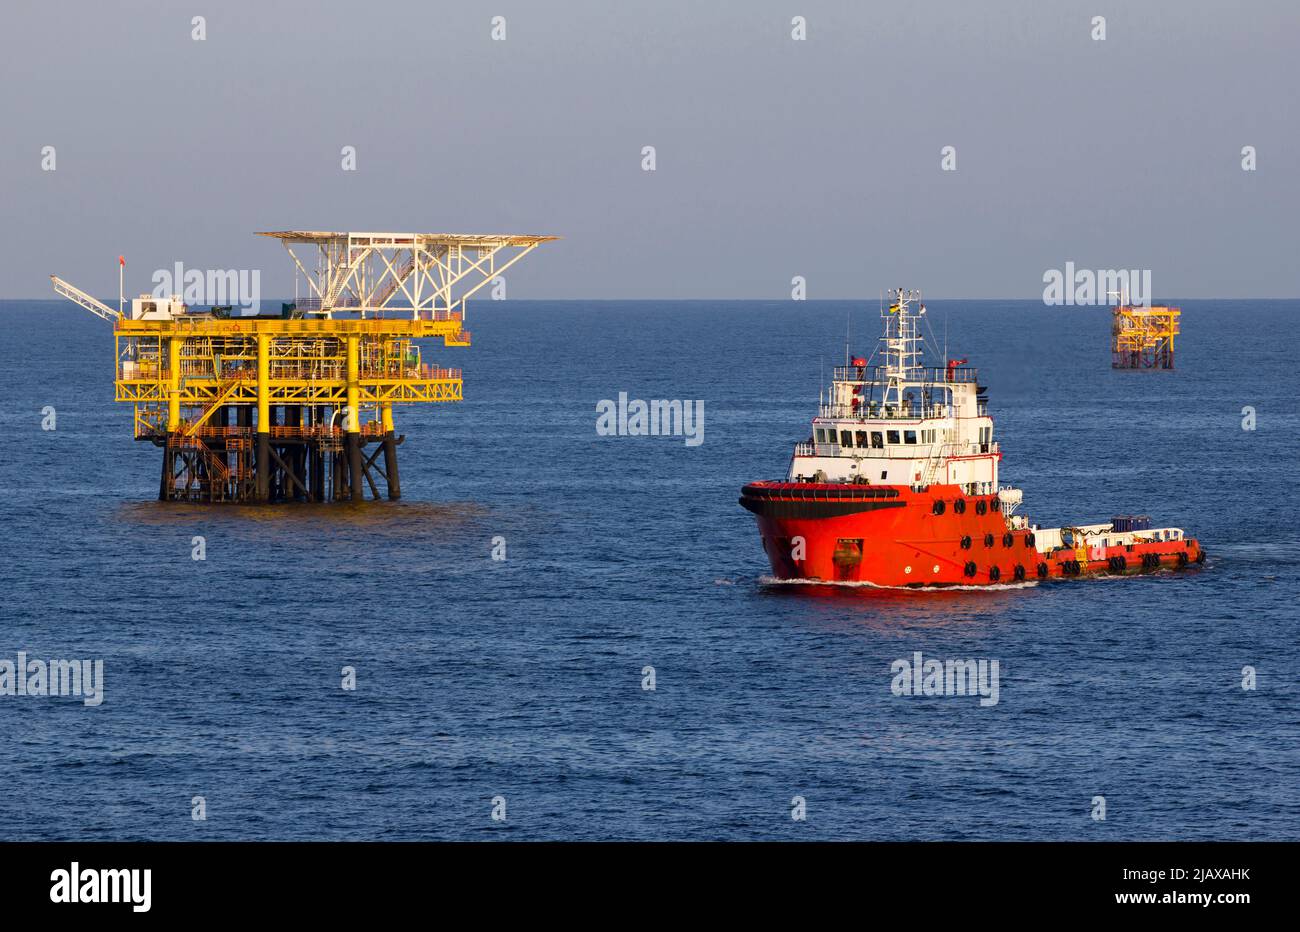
0 298 1296 840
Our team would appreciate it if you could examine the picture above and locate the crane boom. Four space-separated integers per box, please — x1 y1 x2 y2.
50 275 121 322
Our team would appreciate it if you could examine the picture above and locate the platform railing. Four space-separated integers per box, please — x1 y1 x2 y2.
832 365 978 384
158 423 389 440
818 403 952 420
805 440 1000 458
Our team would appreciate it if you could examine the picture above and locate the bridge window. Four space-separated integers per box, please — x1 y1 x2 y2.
887 430 900 445
815 428 826 443
855 430 869 447
871 432 884 448
840 430 853 447
904 430 917 444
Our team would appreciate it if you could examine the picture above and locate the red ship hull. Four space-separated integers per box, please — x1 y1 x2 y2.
741 482 1204 587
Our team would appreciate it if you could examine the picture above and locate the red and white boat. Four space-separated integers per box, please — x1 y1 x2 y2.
740 288 1206 587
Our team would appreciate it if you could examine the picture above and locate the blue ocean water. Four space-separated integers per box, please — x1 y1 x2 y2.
0 298 1295 840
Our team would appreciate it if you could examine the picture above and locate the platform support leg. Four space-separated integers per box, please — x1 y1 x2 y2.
381 403 400 500
383 434 400 500
159 442 172 501
256 432 270 502
345 335 363 501
255 333 271 502
347 434 363 502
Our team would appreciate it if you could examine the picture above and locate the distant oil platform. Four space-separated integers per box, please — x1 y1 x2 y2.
1111 303 1179 369
52 230 554 503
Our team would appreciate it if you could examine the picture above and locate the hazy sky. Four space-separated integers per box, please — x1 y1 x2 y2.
2 0 1297 299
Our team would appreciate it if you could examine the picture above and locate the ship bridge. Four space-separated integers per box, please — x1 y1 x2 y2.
820 363 988 420
788 290 1000 495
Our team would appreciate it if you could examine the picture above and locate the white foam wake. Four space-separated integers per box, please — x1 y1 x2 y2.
758 575 1040 592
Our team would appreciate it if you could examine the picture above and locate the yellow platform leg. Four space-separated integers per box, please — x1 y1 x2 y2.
256 333 270 501
166 334 182 432
346 335 363 500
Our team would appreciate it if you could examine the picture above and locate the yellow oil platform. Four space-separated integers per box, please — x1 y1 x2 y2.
1111 304 1179 369
51 231 554 502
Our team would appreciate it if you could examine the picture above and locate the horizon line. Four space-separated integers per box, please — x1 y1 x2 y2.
5 295 1298 304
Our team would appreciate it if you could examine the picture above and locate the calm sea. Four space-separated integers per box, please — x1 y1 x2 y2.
0 298 1295 839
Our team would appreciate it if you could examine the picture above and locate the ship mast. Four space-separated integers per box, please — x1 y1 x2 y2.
881 287 923 409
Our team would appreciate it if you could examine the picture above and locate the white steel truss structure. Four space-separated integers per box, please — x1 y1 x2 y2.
50 275 121 321
257 231 557 320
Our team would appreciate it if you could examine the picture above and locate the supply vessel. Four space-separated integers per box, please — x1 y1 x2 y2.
739 289 1205 586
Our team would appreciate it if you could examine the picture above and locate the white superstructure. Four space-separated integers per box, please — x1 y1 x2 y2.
789 288 1002 496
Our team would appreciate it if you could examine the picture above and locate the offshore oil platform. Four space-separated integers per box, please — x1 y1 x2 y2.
1111 303 1180 369
51 231 554 503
